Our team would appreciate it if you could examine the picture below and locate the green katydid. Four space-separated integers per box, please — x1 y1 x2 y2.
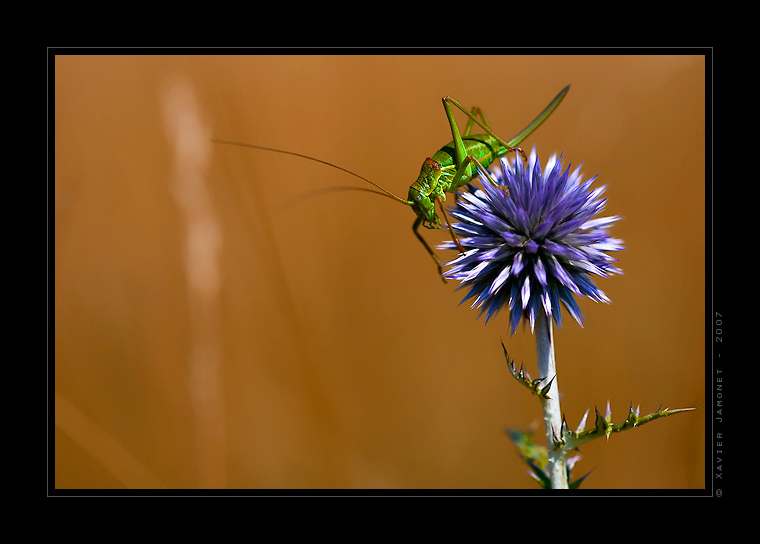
212 85 570 281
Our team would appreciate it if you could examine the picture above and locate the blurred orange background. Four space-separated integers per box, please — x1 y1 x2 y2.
53 53 706 490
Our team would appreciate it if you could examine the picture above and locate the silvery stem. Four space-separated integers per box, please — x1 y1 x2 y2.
535 311 568 489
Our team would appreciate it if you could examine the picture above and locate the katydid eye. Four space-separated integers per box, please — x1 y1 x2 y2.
415 195 422 202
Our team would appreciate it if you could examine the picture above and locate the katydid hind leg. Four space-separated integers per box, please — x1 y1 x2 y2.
463 106 491 137
444 96 528 165
442 97 475 185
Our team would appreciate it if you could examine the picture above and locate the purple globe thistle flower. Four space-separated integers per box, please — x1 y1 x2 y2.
440 147 624 335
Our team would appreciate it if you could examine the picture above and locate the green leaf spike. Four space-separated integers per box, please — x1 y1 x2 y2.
558 403 696 451
502 341 554 399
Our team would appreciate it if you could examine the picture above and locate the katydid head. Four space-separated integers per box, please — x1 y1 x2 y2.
408 187 440 229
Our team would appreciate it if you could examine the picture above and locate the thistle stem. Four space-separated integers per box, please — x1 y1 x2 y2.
535 311 568 489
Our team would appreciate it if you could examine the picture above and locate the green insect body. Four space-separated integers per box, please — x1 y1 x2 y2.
212 86 570 281
406 90 570 278
409 133 502 229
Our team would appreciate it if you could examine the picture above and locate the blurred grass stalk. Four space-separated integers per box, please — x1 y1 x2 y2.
162 77 225 488
55 393 166 488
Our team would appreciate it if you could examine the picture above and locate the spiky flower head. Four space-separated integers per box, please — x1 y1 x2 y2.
440 147 624 334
